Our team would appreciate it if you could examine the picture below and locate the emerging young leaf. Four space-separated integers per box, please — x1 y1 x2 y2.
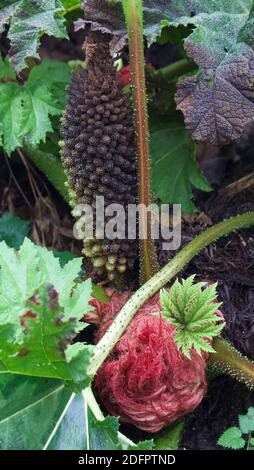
0 238 94 386
0 374 73 450
160 275 224 358
151 124 211 213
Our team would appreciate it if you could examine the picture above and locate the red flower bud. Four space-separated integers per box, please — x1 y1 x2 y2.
118 65 131 87
93 291 208 432
85 288 131 327
118 63 154 88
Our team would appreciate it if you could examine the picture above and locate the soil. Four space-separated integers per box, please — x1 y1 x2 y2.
0 150 82 255
181 376 254 450
118 141 254 450
181 184 254 447
157 134 254 449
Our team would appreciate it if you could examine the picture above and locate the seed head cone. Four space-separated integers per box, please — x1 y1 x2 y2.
60 32 137 278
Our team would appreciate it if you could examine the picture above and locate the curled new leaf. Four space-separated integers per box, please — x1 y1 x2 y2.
160 275 225 358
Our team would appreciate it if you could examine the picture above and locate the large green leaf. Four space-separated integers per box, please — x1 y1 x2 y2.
0 283 93 383
1 0 67 72
0 238 93 386
46 392 87 450
151 124 211 213
175 42 254 146
46 394 153 450
61 0 81 10
53 250 78 267
0 2 82 72
20 83 61 146
0 375 72 450
0 375 89 450
127 440 154 450
82 1 253 52
0 374 152 450
142 1 254 145
142 1 253 45
239 2 254 47
0 212 30 249
0 60 71 155
27 59 71 108
0 81 23 154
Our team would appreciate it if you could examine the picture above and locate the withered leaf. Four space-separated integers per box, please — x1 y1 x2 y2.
176 46 254 146
79 1 254 145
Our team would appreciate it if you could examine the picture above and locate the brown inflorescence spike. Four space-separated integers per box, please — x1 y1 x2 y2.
60 32 137 278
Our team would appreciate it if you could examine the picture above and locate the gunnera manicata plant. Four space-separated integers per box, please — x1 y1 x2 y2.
89 288 210 432
60 31 137 280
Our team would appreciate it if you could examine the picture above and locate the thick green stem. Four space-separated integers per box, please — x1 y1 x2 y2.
88 211 254 377
156 58 196 82
122 0 159 283
83 387 104 421
61 2 81 15
83 386 136 448
209 338 254 390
